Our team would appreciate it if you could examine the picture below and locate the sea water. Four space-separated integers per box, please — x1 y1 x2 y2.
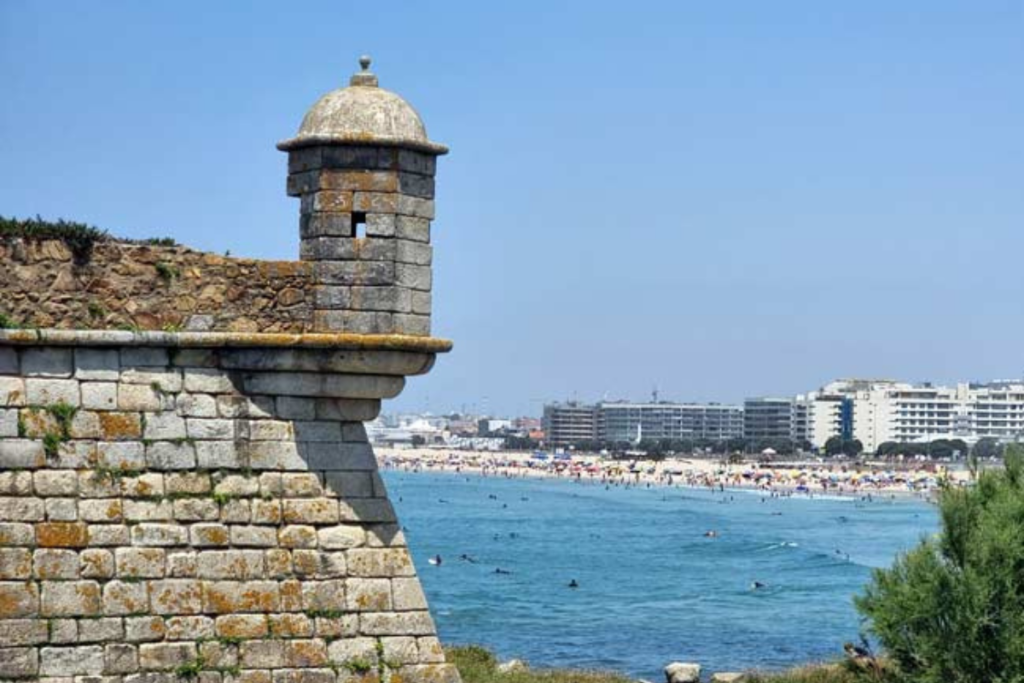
384 470 938 679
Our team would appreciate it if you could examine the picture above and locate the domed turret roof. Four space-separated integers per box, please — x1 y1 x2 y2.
277 57 447 155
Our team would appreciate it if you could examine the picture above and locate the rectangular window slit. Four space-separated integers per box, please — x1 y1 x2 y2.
353 212 367 238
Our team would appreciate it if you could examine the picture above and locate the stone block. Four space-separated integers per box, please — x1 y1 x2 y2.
303 441 377 471
231 525 278 548
239 639 284 669
215 613 270 639
25 378 80 406
0 618 48 645
41 580 102 616
120 473 164 498
216 394 274 419
398 171 435 198
306 190 353 213
131 523 189 547
195 441 243 469
396 195 435 219
276 397 316 420
167 551 198 578
395 215 431 243
165 472 211 495
165 615 215 641
38 645 104 676
86 524 130 547
48 616 77 643
143 412 187 440
190 523 230 547
121 369 182 393
22 348 73 377
81 382 119 410
0 347 17 374
345 577 392 611
120 348 168 368
78 616 124 642
411 290 432 315
349 285 412 313
80 498 124 523
245 441 306 471
80 548 115 579
96 441 146 470
118 384 164 412
37 521 88 547
203 580 280 614
282 473 322 497
220 498 250 523
175 393 218 417
300 212 353 238
0 377 26 407
359 611 435 636
395 263 432 291
0 581 39 617
283 499 339 524
45 497 78 521
0 522 35 546
342 422 368 442
34 469 77 496
196 549 264 580
185 418 234 440
105 643 140 674
315 398 381 422
116 548 167 578
173 498 219 522
33 548 80 579
149 579 203 615
347 548 415 577
314 260 395 286
366 212 397 237
396 240 433 266
0 470 33 495
278 525 317 548
0 407 17 437
125 615 166 642
0 497 45 521
146 442 195 470
392 577 429 611
394 313 431 336
138 642 197 671
183 368 238 394
321 169 398 192
245 419 294 441
0 547 32 578
322 471 374 498
124 499 174 522
75 349 121 381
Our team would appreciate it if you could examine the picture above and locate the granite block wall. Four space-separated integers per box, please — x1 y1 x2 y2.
0 342 458 683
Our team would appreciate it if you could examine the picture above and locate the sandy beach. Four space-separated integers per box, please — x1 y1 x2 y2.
378 447 969 500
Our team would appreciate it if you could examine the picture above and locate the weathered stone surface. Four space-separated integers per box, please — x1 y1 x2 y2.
666 662 702 683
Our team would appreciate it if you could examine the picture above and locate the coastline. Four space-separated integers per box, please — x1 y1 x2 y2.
376 447 958 502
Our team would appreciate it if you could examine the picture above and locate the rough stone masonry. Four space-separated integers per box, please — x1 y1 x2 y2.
0 58 459 683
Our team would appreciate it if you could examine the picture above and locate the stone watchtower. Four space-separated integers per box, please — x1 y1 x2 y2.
280 56 446 337
0 59 460 683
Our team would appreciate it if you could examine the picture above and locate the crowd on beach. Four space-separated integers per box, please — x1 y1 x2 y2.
378 448 968 499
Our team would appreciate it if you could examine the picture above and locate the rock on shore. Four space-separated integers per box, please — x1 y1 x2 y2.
665 662 701 683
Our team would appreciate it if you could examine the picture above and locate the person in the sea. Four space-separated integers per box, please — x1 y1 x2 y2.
568 579 579 589
429 554 442 566
751 580 767 590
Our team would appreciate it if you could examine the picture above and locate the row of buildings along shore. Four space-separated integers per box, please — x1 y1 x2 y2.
542 378 1024 452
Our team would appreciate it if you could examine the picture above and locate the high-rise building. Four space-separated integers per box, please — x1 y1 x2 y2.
596 401 744 443
743 397 795 442
542 401 598 446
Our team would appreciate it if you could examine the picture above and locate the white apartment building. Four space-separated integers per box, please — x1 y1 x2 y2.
801 379 1024 453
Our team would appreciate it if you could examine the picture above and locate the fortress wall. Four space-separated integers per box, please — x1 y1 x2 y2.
0 239 315 333
0 338 459 683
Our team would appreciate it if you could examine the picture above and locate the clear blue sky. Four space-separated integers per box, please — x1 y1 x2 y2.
2 1 1022 417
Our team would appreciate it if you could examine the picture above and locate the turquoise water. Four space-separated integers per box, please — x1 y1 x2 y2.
383 470 938 679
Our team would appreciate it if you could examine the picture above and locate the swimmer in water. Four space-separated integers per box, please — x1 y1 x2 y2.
751 581 767 590
568 579 579 589
704 530 718 538
428 554 442 566
494 568 512 575
459 554 478 564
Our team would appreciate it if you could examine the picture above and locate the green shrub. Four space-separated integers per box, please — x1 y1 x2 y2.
856 443 1024 682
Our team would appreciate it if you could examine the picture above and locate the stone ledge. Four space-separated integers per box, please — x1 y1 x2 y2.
0 329 453 354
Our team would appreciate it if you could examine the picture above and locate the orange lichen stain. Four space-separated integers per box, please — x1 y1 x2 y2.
279 579 303 611
238 587 277 612
99 412 142 439
270 614 310 637
286 640 327 667
199 527 229 546
0 584 34 617
217 615 268 639
37 522 88 548
105 500 123 520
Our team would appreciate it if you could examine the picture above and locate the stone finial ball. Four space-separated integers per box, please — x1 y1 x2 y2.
359 55 372 70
